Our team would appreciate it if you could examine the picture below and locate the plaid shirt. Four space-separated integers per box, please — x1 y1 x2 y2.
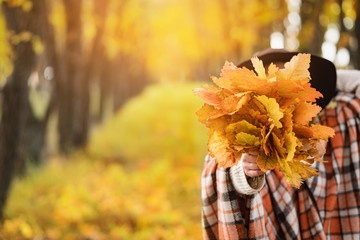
201 92 360 240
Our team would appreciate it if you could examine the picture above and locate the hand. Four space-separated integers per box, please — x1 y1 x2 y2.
242 151 265 177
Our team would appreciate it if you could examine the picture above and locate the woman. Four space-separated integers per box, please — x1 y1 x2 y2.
201 49 360 239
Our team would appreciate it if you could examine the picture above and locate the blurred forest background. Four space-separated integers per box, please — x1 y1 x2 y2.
0 0 359 239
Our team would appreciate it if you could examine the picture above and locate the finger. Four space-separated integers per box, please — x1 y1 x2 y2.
243 154 258 163
320 139 327 149
243 161 261 170
244 169 265 177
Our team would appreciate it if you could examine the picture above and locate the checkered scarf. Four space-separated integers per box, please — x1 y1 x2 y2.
201 92 360 240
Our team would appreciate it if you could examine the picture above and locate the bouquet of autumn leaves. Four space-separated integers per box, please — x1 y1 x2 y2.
194 53 335 188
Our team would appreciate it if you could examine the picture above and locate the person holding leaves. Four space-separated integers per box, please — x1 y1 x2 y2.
200 49 360 239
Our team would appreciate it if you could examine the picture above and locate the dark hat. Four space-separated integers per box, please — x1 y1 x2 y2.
237 49 337 109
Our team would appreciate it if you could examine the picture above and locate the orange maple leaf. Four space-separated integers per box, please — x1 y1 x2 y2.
293 102 322 125
310 124 335 140
293 125 314 138
208 130 234 166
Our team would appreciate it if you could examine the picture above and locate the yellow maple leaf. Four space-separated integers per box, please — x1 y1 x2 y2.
235 132 260 146
267 63 279 77
255 95 283 128
251 57 267 79
225 120 261 145
284 131 297 162
286 160 319 188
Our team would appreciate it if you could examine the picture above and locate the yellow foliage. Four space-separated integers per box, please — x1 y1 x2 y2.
1 0 33 11
1 157 202 239
1 83 207 239
194 54 335 188
87 83 208 164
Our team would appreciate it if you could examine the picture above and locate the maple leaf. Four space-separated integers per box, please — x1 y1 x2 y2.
220 92 252 114
267 63 279 77
286 160 319 188
309 140 327 158
251 97 267 114
235 132 260 146
276 78 304 99
284 132 297 162
279 53 311 82
255 95 283 128
293 102 322 124
251 57 267 79
256 153 278 172
213 62 257 93
193 87 222 108
206 116 229 133
295 83 323 102
225 120 261 145
261 125 274 155
214 62 278 96
196 104 226 126
208 130 235 167
272 132 286 158
293 125 314 138
281 105 294 132
310 124 335 140
296 138 326 158
248 109 269 125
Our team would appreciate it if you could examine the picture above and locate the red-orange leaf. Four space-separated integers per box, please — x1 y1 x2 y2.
193 87 222 108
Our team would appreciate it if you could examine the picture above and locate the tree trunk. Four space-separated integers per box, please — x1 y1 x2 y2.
23 0 58 164
75 0 109 146
299 0 326 54
0 3 37 219
113 55 149 112
58 0 83 153
98 58 111 122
